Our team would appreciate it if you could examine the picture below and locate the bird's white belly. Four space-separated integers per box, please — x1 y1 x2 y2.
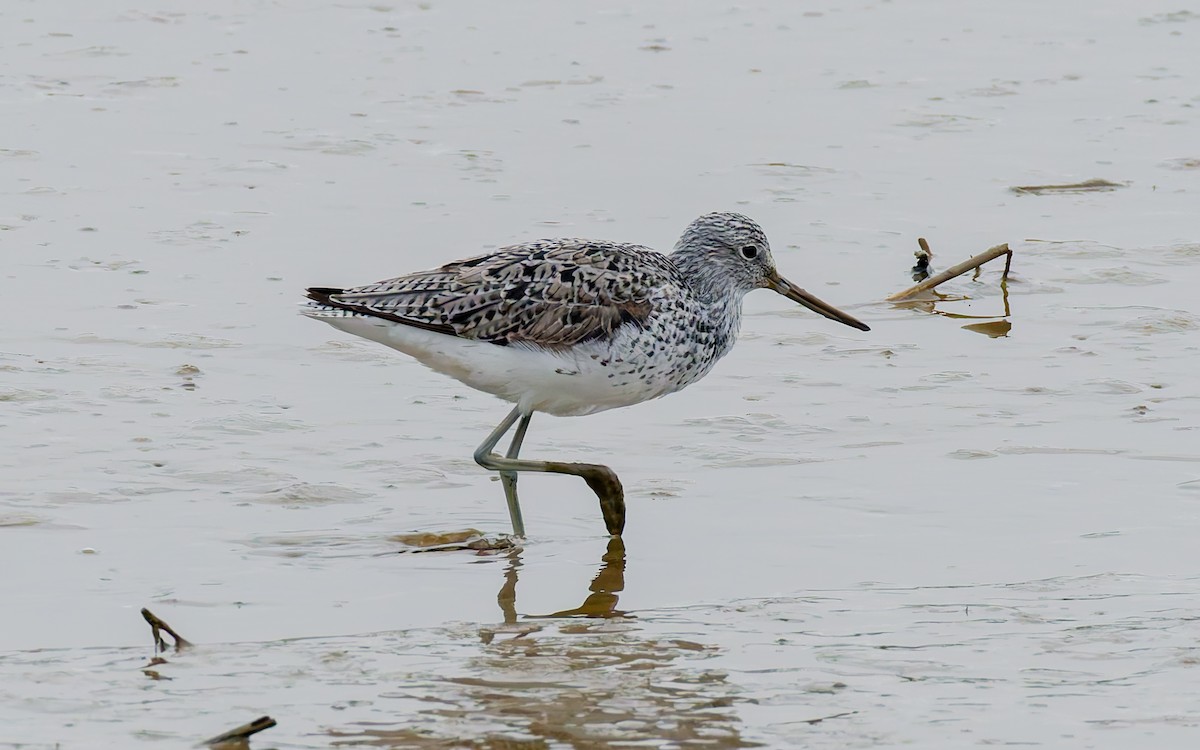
313 315 682 417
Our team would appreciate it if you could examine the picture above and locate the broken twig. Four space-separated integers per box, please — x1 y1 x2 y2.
887 243 1011 301
201 716 277 748
141 607 193 653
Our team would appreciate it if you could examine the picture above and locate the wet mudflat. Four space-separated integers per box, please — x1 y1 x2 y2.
3 1 1199 747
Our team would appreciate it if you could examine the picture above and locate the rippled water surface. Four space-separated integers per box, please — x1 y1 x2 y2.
4 1 1200 747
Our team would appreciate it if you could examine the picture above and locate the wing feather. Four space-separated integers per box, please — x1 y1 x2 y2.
309 240 671 349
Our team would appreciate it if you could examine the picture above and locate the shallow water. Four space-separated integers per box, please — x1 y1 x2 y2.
4 1 1200 747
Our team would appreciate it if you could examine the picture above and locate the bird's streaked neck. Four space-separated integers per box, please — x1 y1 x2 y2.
669 244 747 354
670 243 752 306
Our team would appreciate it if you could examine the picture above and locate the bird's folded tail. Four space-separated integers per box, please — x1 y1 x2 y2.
302 287 454 335
305 287 345 305
302 287 356 319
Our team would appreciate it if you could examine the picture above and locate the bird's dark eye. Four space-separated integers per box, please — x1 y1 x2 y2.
740 245 759 260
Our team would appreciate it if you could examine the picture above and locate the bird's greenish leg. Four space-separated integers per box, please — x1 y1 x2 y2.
474 407 625 537
473 407 525 536
499 412 531 537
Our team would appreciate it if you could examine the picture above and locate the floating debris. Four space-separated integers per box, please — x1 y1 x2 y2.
912 237 933 281
177 363 201 390
202 716 277 749
141 607 192 653
961 319 1013 338
392 528 518 553
888 242 1012 301
1161 157 1200 171
1009 179 1127 195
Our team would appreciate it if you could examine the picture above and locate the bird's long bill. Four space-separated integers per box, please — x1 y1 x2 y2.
769 274 870 331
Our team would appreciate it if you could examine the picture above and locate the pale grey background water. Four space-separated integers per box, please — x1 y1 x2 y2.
3 1 1199 747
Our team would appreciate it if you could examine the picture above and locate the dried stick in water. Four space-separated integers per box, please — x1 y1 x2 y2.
887 243 1011 301
140 607 193 653
202 716 277 748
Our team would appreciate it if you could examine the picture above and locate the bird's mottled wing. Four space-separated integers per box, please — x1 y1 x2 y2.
313 240 673 348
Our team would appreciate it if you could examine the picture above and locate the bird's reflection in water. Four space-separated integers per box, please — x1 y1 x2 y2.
330 537 757 748
497 537 627 623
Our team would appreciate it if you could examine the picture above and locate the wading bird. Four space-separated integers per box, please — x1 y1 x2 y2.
304 213 868 537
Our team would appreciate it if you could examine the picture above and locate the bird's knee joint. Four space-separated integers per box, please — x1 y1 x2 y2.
473 446 494 468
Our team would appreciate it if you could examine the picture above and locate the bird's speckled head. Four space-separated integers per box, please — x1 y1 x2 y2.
671 212 777 295
671 211 871 331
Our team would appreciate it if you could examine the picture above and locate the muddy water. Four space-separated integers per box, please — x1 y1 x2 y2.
4 1 1200 747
